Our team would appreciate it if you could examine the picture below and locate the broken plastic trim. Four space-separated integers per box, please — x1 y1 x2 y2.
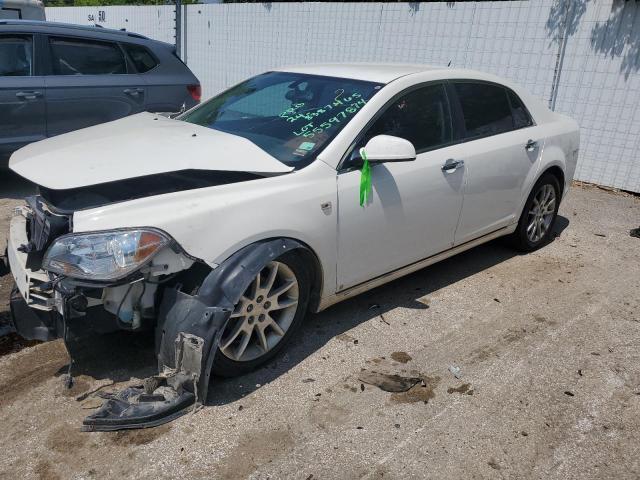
82 333 205 431
82 238 312 431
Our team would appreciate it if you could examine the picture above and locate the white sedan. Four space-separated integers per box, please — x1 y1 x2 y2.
7 64 579 429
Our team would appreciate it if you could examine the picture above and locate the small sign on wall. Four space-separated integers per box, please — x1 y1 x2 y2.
87 10 106 23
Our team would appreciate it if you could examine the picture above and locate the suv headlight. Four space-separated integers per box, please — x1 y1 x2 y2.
43 229 170 281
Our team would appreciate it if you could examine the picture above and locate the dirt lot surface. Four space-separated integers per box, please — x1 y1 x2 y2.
0 173 638 480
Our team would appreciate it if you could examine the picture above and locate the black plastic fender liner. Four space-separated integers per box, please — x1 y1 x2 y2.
154 288 231 404
198 238 314 308
83 238 313 431
157 237 314 396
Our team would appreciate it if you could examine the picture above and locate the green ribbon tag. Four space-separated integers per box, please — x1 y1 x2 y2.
359 147 371 207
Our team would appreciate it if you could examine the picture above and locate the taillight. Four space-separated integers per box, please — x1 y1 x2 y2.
187 84 201 102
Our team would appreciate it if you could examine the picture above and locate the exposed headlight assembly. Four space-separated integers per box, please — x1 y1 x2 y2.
43 229 170 281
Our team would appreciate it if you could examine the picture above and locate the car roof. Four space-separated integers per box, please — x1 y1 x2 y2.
275 63 447 84
2 0 43 7
275 62 554 123
274 63 522 87
0 19 150 41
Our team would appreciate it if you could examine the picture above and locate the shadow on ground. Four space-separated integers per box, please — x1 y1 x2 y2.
0 170 37 200
207 216 569 405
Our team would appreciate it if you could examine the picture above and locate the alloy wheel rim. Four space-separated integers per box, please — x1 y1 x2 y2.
219 261 299 362
527 184 556 243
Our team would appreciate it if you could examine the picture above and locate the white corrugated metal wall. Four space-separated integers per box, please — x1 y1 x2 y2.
46 5 175 44
45 1 640 193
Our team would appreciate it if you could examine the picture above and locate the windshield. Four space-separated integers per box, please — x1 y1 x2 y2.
180 71 383 168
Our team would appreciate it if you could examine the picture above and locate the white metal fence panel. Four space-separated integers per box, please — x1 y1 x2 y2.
553 0 640 191
43 1 640 193
46 5 176 45
185 1 559 103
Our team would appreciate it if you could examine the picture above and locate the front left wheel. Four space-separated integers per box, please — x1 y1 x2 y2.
212 253 310 377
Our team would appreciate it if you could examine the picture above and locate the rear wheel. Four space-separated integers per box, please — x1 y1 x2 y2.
212 253 309 377
511 173 560 251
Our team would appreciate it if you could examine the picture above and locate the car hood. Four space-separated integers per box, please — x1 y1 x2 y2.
9 112 294 190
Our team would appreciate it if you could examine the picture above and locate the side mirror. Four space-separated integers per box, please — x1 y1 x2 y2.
362 135 416 163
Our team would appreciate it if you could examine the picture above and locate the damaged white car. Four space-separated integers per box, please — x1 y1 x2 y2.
7 64 579 430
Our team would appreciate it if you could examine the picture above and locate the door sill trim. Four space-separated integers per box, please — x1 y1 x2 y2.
318 224 515 311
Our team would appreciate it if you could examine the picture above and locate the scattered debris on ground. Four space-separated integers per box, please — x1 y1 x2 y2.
447 383 474 395
358 370 422 392
390 351 412 363
448 365 462 379
389 376 441 405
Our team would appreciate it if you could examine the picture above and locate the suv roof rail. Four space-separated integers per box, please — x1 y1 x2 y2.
0 19 149 39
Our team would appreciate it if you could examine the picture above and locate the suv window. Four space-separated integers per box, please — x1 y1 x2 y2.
364 83 453 152
49 37 127 75
0 35 32 76
507 89 534 129
124 44 158 73
454 82 514 139
0 8 21 19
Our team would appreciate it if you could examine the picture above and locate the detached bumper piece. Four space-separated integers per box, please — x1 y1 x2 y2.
82 384 196 432
82 286 232 432
82 332 206 432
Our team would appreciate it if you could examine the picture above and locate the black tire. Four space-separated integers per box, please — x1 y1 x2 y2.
511 173 561 252
0 251 8 277
211 251 310 377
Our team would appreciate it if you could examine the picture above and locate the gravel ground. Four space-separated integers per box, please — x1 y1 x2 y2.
0 175 638 480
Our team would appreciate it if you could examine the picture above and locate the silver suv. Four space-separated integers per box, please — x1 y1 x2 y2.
0 20 201 165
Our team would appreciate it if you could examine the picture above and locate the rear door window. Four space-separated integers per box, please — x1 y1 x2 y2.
49 37 127 75
124 44 158 73
507 89 534 129
0 35 33 76
454 82 514 139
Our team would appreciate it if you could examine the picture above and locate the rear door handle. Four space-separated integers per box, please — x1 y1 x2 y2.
441 158 464 173
525 139 539 151
16 91 42 100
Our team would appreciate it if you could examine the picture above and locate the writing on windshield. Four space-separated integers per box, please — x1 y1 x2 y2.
181 72 382 168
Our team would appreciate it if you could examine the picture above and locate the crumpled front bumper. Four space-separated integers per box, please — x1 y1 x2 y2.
7 212 63 341
9 285 63 341
7 214 305 431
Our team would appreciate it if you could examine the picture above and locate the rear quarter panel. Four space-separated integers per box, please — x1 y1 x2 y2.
142 42 200 112
536 114 580 200
512 85 579 210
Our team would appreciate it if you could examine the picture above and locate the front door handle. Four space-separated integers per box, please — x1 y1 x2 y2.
525 139 539 151
442 158 464 173
123 88 144 96
16 91 42 100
